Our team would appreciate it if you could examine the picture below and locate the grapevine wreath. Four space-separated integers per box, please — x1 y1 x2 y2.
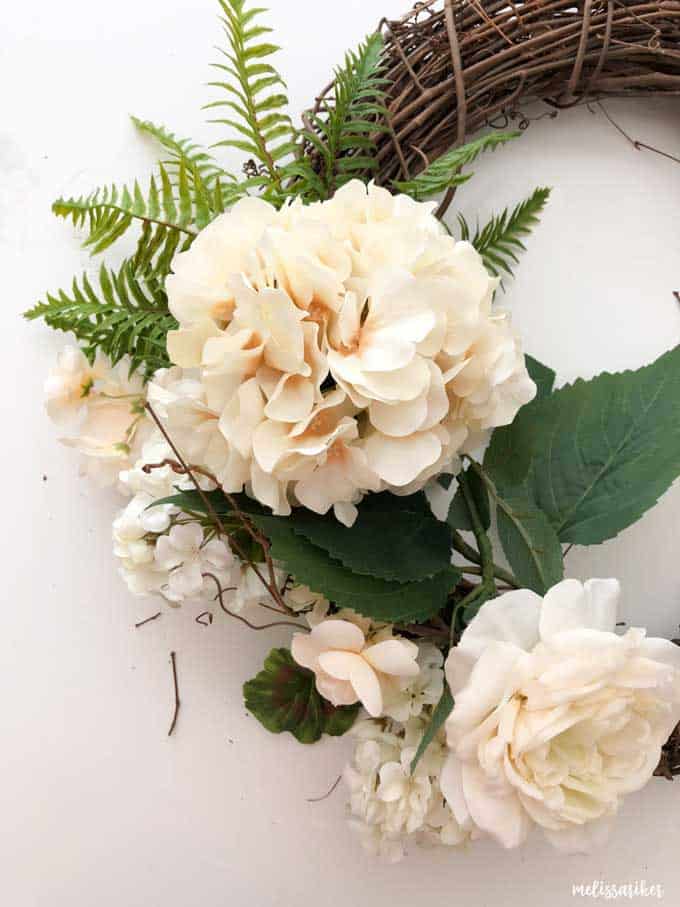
27 0 680 860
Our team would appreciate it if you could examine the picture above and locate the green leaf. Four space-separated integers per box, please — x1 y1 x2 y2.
250 514 460 623
296 32 388 199
524 345 680 545
446 467 490 532
494 486 564 594
483 354 555 488
410 681 454 773
24 260 176 377
150 489 460 622
209 0 295 200
526 354 555 401
393 131 519 202
458 187 551 280
243 648 359 743
288 492 453 582
131 116 229 189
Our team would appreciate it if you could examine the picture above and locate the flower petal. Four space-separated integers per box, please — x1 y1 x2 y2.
312 618 365 652
363 639 420 677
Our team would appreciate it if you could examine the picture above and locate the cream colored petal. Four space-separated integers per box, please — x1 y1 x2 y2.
313 618 365 653
540 578 620 642
291 632 323 671
363 430 442 487
318 650 365 680
363 639 420 677
461 762 530 849
349 658 383 717
459 589 542 658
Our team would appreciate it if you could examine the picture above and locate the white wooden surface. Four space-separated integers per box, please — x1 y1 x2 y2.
2 1 680 904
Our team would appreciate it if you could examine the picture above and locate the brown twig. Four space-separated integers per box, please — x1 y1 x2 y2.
204 573 308 633
134 611 162 628
168 651 180 737
195 611 213 626
144 405 290 613
306 774 343 803
597 100 680 162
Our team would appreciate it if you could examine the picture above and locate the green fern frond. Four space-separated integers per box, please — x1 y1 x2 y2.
458 186 551 279
24 260 176 377
207 0 295 198
131 115 229 188
393 131 520 202
50 161 244 277
297 32 388 199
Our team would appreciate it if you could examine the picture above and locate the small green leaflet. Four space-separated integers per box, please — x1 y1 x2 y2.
243 648 359 744
410 681 454 773
525 354 556 401
494 485 564 594
446 466 490 533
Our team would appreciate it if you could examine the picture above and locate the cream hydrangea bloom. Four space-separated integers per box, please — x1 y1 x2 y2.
441 579 680 853
162 180 535 523
291 619 420 717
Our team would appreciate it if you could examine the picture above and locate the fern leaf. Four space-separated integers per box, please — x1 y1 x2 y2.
24 261 176 377
208 0 294 198
50 161 242 273
393 131 520 202
295 32 387 199
131 116 229 189
458 187 551 279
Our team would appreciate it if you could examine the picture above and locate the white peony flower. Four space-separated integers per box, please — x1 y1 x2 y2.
161 180 534 522
441 578 680 853
291 619 420 717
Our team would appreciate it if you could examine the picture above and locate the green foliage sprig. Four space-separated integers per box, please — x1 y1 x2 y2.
392 131 519 200
207 0 296 200
458 186 551 278
298 33 388 199
24 261 175 376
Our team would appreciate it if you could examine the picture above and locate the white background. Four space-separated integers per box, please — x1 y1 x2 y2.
2 1 680 904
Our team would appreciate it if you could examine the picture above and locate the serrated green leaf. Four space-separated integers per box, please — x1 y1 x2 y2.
250 514 460 623
243 648 359 743
410 681 453 773
524 345 680 545
288 492 452 583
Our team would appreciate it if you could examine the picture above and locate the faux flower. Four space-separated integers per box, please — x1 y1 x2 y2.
154 523 234 603
441 579 680 853
344 716 468 861
382 642 445 723
291 619 420 717
161 180 535 522
46 347 149 485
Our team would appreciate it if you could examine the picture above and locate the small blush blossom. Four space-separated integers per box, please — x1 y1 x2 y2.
291 619 420 717
441 579 680 853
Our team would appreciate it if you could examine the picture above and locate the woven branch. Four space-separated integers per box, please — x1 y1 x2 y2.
313 0 680 185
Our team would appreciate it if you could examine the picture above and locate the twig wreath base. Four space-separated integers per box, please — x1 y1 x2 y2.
357 0 680 193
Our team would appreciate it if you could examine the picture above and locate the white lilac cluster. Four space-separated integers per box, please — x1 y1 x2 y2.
160 179 535 525
344 716 469 862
